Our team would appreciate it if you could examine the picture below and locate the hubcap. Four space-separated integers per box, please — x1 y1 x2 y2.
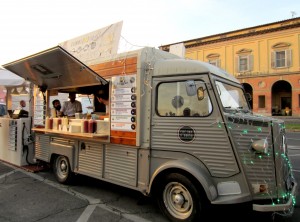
163 182 193 219
56 156 69 179
60 161 67 171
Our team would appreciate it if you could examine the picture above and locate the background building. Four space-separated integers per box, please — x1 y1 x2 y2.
160 17 300 117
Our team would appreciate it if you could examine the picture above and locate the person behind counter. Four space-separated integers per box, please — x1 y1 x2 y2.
61 93 82 117
52 99 63 117
96 94 109 120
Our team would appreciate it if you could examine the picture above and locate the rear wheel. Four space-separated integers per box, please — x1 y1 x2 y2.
156 173 206 222
53 155 73 184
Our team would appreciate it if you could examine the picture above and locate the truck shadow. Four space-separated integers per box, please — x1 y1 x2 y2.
37 167 297 222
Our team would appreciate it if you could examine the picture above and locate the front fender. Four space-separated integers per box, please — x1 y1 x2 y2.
148 158 217 201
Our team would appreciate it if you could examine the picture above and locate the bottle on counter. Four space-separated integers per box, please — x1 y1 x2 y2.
81 119 85 133
57 118 62 131
93 119 97 133
63 117 69 126
45 116 49 130
49 117 53 130
50 108 57 118
88 119 94 133
84 119 89 133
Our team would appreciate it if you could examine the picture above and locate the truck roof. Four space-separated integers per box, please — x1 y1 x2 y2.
152 57 240 83
115 47 240 84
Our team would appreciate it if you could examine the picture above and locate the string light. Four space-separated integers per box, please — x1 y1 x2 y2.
225 113 296 216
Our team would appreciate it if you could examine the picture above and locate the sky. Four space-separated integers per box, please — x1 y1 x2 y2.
0 0 299 66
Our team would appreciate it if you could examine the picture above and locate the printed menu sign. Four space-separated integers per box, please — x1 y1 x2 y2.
111 74 136 131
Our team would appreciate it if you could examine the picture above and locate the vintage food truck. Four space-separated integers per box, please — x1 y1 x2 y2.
3 46 297 221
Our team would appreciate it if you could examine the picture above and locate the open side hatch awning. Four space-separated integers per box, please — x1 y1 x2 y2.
2 46 107 91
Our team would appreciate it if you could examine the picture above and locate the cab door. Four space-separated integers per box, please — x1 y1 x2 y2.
151 75 240 178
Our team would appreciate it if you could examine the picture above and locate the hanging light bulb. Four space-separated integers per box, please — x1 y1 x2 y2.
11 87 19 95
19 86 28 95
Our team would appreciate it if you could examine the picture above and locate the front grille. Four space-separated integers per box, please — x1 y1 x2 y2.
226 114 294 202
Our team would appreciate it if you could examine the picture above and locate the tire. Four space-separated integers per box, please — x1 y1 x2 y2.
53 155 73 184
156 173 206 222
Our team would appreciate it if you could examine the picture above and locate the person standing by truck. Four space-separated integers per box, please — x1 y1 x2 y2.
18 100 26 110
61 93 82 117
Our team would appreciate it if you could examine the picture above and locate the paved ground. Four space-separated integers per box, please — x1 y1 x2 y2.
0 162 154 222
0 160 299 222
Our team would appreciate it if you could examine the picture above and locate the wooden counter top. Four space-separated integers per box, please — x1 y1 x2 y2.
32 127 109 141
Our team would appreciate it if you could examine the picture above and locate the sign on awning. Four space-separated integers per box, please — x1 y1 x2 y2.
59 21 123 65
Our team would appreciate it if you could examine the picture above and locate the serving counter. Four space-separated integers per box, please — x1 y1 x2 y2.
31 127 109 142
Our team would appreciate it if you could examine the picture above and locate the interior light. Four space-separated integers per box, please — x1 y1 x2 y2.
19 86 28 95
11 87 19 95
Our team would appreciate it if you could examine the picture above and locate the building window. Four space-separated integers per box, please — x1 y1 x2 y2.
271 50 292 68
235 49 253 73
206 53 220 68
238 55 249 72
209 59 220 67
271 42 292 68
258 95 265 108
298 94 300 107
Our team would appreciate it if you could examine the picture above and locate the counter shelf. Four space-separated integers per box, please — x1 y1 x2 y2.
32 127 109 142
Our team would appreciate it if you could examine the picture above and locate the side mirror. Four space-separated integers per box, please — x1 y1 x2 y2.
197 87 204 101
185 80 197 96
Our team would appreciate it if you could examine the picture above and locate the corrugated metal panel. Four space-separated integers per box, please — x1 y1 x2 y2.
35 134 50 161
50 137 75 146
105 145 137 186
228 118 277 195
78 142 102 177
272 121 293 199
151 117 239 177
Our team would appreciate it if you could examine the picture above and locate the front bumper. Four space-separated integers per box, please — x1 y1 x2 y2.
253 181 297 212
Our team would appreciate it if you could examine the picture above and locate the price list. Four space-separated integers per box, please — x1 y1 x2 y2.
111 74 137 131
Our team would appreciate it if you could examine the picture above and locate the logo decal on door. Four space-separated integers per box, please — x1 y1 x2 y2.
178 126 195 143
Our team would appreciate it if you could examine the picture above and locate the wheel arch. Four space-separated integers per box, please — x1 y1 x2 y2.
149 159 217 202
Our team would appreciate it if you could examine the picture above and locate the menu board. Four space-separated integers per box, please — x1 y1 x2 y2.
111 74 136 131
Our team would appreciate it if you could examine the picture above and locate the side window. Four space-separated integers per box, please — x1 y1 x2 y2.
207 53 221 68
271 50 292 68
209 59 221 67
157 80 212 117
238 55 249 72
271 42 292 68
235 49 253 73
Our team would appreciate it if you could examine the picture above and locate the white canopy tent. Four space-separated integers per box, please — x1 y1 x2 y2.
0 68 28 113
0 68 25 86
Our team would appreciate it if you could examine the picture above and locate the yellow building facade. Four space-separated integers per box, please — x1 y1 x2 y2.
160 17 300 117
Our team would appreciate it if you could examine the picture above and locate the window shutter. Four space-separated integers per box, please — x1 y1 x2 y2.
271 51 275 68
236 56 239 73
248 55 253 71
216 59 221 68
286 49 292 67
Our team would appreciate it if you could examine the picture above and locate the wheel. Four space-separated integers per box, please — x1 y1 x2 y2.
53 155 73 184
156 173 206 222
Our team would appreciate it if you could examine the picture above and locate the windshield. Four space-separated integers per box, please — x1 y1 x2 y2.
216 81 250 113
